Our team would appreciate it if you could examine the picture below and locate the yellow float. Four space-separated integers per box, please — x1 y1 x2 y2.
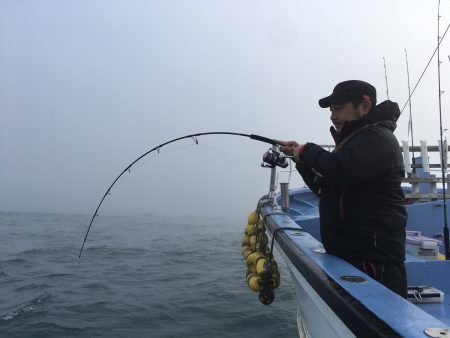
241 210 281 305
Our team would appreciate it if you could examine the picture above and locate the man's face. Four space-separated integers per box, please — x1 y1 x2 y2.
329 102 366 133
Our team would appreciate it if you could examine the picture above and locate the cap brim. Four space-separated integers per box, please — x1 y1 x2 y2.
318 94 349 108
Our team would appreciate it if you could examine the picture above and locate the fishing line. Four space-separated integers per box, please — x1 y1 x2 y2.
78 131 281 260
198 143 254 165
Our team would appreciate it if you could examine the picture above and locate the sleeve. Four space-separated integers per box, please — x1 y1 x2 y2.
295 162 322 195
300 127 399 187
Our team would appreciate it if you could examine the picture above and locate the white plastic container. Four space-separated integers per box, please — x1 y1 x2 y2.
405 231 442 260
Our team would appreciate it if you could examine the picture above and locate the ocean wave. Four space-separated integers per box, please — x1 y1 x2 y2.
41 272 76 279
1 304 39 321
8 321 86 336
0 258 29 266
83 245 150 257
81 282 109 290
0 293 49 321
16 247 68 256
15 282 50 292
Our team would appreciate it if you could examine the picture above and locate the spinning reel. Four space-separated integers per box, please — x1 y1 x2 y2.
261 147 292 168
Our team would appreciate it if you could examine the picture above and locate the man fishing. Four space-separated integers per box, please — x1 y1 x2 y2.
279 80 407 298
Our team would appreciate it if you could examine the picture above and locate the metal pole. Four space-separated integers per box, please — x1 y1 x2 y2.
280 183 290 211
269 145 277 194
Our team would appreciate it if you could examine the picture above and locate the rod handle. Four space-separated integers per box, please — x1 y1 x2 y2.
250 134 280 145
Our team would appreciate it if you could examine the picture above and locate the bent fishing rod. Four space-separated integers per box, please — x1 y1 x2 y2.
78 132 285 260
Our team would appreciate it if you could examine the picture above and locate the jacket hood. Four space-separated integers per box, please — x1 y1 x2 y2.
365 100 401 124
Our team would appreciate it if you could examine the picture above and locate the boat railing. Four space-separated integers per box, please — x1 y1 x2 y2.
271 141 450 202
402 140 449 201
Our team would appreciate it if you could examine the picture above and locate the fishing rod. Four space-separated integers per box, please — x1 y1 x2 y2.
404 49 416 172
78 132 286 260
437 0 449 260
382 56 390 100
400 22 450 114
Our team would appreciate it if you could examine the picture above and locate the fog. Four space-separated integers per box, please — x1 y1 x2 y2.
1 0 449 218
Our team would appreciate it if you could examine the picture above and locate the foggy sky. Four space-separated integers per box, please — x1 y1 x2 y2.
1 0 449 217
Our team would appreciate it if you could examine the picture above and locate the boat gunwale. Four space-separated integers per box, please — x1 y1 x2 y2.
261 200 449 338
262 204 401 338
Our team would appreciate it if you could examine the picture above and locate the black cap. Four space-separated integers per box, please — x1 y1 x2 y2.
318 80 377 108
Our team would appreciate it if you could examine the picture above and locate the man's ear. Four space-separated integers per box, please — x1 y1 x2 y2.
359 101 372 116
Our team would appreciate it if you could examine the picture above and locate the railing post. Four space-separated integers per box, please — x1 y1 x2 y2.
420 141 430 173
402 141 412 175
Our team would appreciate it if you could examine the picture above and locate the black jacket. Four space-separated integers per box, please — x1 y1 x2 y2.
296 100 407 264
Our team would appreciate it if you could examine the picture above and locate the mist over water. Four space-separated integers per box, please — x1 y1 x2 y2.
2 0 449 217
0 212 298 338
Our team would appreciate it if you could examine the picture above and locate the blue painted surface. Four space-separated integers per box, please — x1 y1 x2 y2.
277 188 450 252
269 186 450 336
407 260 450 325
405 201 450 247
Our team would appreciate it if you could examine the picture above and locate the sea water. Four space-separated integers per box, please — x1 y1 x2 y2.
0 212 298 338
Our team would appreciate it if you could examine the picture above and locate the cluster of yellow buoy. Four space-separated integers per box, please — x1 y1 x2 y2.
242 211 280 305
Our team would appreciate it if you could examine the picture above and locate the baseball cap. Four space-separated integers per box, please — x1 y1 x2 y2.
318 80 377 108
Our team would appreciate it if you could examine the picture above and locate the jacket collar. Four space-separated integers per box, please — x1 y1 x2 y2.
330 100 400 145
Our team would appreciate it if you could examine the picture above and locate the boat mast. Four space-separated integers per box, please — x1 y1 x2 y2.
437 0 449 260
405 49 416 172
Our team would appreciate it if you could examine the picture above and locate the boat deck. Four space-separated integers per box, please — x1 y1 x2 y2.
262 208 449 338
406 259 450 326
274 187 450 329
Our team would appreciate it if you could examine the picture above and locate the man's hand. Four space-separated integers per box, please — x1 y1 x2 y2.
292 145 305 163
277 140 304 163
277 140 299 156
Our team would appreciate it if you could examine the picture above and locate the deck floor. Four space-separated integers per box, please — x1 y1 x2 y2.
406 260 450 326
